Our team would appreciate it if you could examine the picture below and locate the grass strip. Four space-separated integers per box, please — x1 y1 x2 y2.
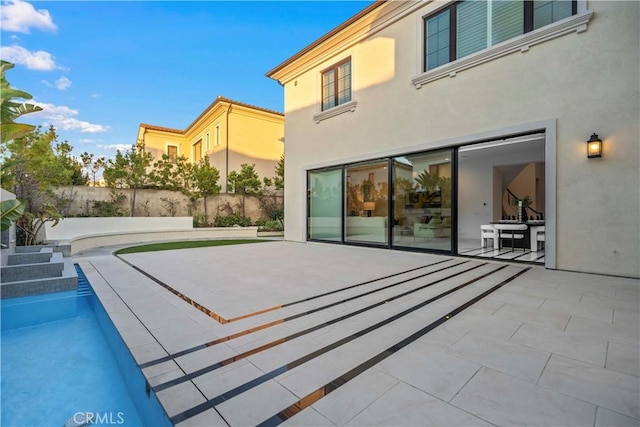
115 239 269 254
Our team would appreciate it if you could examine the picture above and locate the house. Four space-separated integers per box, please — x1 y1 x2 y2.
137 96 284 193
267 0 639 278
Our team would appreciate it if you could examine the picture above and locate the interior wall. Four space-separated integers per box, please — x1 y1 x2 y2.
458 146 544 240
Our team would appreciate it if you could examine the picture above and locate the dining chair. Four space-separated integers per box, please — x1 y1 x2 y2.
480 225 498 248
494 223 527 251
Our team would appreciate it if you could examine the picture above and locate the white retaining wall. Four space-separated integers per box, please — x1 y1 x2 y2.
44 217 193 241
68 227 260 255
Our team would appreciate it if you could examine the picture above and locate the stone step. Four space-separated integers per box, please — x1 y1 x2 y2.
14 243 72 257
1 252 64 282
1 256 78 299
7 250 53 265
0 275 78 299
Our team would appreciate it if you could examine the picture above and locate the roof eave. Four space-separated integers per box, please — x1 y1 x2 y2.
266 0 386 83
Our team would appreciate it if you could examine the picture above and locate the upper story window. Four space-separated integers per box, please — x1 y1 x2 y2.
424 0 576 72
167 145 178 163
193 140 202 161
322 58 351 111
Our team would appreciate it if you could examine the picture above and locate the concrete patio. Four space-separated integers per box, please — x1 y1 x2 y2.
75 241 639 426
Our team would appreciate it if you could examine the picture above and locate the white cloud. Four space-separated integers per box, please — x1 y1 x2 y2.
90 93 101 98
0 0 57 34
78 139 96 144
31 101 109 133
98 144 131 152
41 76 71 90
55 76 71 90
1 45 61 71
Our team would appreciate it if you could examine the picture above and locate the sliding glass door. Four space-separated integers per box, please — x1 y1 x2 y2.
392 149 453 251
345 160 389 245
308 168 342 241
307 148 455 253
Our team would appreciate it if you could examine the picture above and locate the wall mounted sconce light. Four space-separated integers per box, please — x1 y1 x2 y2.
587 133 602 158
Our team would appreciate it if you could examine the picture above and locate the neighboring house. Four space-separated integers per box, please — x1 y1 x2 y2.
137 95 284 193
267 0 639 278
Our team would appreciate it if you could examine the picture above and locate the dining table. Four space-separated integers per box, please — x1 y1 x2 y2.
490 220 545 251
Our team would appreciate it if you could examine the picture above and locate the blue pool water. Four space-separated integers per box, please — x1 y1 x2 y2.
1 266 169 427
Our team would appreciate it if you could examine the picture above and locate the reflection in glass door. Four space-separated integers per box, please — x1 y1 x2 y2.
392 150 453 251
308 168 342 241
345 160 389 245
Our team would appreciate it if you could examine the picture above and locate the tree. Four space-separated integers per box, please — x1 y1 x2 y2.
0 199 24 232
150 154 192 192
1 62 85 243
259 155 285 227
55 140 88 185
0 60 41 236
227 163 261 217
81 152 107 186
191 158 221 219
273 154 284 190
263 154 284 190
2 126 73 245
102 142 153 216
0 60 42 147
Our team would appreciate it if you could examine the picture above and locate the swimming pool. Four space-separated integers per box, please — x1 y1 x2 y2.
1 265 170 427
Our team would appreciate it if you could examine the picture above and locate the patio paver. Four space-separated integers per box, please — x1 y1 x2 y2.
74 241 639 426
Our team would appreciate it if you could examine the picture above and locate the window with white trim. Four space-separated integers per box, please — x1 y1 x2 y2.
167 145 178 163
215 124 220 146
193 140 202 161
321 58 352 111
424 0 576 72
206 132 210 151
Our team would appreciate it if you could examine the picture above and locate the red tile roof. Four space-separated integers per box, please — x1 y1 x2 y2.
140 95 283 135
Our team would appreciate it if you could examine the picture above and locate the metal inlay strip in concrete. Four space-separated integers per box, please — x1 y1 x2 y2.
140 260 471 369
117 254 452 325
154 263 498 392
169 265 522 424
257 267 531 427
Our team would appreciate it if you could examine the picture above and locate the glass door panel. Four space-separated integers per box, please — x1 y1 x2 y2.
345 161 389 245
392 150 453 251
308 168 342 241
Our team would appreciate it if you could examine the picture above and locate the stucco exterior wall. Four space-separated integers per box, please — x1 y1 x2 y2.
227 106 285 188
279 1 639 277
139 99 284 193
140 128 185 164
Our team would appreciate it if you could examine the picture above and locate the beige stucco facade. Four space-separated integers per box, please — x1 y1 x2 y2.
268 0 639 278
137 96 284 193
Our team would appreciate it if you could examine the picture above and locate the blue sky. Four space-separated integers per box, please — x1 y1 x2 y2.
1 0 371 159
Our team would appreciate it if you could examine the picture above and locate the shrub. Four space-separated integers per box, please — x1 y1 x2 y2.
193 214 211 228
92 200 125 217
258 219 284 232
213 213 252 227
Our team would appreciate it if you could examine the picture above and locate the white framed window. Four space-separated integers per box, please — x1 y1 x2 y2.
413 0 590 88
166 145 178 163
321 57 352 111
424 0 577 72
206 132 210 151
193 140 202 161
215 124 220 146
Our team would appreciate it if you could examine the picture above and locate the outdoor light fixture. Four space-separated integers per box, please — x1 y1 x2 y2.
587 133 603 158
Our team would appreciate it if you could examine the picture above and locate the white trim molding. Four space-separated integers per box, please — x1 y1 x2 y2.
313 100 358 124
412 10 593 89
165 143 179 158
